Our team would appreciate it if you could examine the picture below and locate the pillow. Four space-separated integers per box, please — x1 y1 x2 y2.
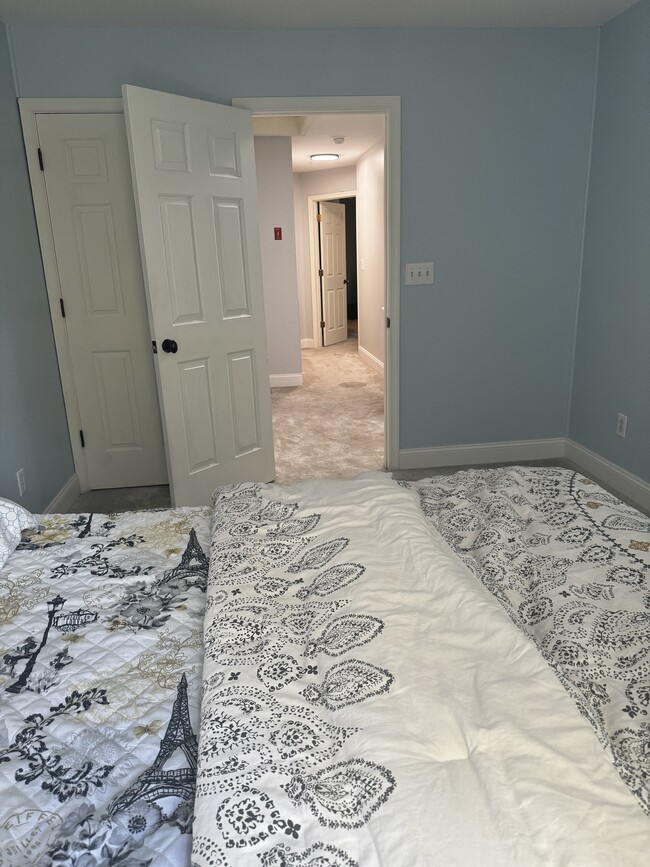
0 497 37 570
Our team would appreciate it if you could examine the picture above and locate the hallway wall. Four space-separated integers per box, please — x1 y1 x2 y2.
356 141 385 370
254 136 302 383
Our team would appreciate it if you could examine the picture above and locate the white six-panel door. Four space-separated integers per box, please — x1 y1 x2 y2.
320 201 348 347
36 113 168 489
122 85 275 506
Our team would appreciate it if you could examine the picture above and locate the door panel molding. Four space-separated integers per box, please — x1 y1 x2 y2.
19 98 127 493
123 85 275 505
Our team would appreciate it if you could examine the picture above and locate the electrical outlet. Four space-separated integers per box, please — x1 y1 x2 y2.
616 413 628 438
16 468 26 497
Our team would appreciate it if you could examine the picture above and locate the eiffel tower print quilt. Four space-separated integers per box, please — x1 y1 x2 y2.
0 505 210 866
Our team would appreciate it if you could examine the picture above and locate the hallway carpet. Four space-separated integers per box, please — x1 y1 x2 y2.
271 335 385 485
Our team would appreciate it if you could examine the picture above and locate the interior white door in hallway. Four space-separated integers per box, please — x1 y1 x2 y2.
123 85 275 505
36 113 167 489
319 201 348 346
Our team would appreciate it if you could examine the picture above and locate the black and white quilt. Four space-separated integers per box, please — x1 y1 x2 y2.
0 506 210 866
409 466 650 814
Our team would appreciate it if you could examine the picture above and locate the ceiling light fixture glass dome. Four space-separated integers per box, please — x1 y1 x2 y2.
310 153 339 161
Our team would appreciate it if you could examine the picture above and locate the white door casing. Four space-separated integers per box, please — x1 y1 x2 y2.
122 85 275 506
319 202 348 347
35 112 167 490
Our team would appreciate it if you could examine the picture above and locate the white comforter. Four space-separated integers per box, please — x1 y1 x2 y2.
193 473 650 866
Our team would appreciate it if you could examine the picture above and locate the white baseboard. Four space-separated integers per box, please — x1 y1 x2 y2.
270 373 303 388
565 439 650 512
399 438 566 470
358 345 384 376
301 338 314 349
44 473 80 514
398 436 650 513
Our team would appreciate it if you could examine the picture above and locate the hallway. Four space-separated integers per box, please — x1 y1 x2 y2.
271 334 385 484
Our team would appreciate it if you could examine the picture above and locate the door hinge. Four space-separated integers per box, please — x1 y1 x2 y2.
79 430 85 448
59 298 66 318
386 317 391 328
318 269 324 277
151 340 158 354
37 148 44 171
320 320 326 329
316 213 322 222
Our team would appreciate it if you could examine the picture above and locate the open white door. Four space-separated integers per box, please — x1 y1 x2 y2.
320 201 347 347
122 85 275 505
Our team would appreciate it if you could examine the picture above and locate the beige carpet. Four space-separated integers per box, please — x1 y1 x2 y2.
271 333 385 485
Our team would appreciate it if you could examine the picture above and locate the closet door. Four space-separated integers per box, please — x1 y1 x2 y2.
36 112 167 489
320 201 347 346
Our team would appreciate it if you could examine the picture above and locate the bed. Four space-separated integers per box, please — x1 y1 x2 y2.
1 466 649 866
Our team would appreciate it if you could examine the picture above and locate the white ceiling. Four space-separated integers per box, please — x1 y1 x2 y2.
281 114 385 173
0 0 640 28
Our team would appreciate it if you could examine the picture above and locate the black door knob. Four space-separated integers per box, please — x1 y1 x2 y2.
161 339 178 354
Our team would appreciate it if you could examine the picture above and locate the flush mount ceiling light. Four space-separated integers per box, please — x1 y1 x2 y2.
310 153 339 161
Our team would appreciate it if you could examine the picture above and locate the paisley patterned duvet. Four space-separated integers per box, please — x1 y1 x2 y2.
410 466 650 815
0 507 210 866
192 472 650 867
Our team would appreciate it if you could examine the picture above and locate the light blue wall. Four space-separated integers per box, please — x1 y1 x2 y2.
570 0 650 481
8 25 598 451
0 24 73 512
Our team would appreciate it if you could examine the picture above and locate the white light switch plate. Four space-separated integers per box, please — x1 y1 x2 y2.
405 262 434 285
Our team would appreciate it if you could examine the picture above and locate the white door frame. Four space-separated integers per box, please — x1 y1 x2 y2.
233 96 400 471
19 98 125 493
308 190 357 349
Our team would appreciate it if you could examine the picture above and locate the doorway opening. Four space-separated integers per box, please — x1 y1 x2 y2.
235 96 400 473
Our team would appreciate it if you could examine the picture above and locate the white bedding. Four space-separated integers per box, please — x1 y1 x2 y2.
193 473 650 866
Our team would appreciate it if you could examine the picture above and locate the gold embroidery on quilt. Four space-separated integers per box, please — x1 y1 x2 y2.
0 572 47 626
630 539 650 552
137 517 194 552
61 632 86 644
133 720 163 738
136 628 203 689
71 629 202 723
586 502 602 509
24 516 74 544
